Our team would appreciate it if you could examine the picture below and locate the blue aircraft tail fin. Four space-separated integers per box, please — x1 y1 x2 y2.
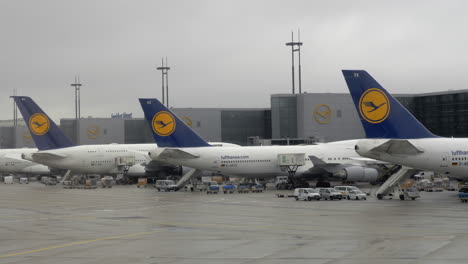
342 70 437 139
12 96 76 150
139 98 211 147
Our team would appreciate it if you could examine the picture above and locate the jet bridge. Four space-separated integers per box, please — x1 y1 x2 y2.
277 153 308 189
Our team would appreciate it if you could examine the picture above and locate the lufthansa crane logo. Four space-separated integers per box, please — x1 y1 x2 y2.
359 88 390 123
29 113 50 135
23 131 32 143
87 125 100 139
152 111 176 136
181 116 193 128
314 104 332 124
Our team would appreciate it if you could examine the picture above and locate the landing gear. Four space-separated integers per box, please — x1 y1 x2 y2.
276 165 310 190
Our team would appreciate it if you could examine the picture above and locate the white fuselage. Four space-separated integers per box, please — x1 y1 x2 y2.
151 140 363 178
356 138 468 180
28 144 157 176
0 149 50 175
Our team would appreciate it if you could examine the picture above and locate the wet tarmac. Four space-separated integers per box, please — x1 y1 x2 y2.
1 183 468 264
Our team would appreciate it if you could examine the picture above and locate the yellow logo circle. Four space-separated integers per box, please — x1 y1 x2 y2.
87 125 100 139
313 104 332 124
359 88 390 123
181 116 193 128
152 111 176 136
29 113 50 135
23 130 32 143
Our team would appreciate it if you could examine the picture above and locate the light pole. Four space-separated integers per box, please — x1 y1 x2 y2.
156 58 170 107
70 76 82 119
285 31 303 94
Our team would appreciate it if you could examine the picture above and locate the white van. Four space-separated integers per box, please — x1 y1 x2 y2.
4 176 13 184
19 177 29 184
155 180 178 192
334 186 360 199
294 188 321 201
317 188 343 200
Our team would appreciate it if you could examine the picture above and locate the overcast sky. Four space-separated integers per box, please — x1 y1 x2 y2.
1 0 468 121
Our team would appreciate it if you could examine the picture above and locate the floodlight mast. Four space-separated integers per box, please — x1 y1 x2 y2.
285 31 303 94
70 76 82 119
156 58 170 107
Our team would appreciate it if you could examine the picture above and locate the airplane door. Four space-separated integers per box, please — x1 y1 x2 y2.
212 158 220 169
440 152 449 168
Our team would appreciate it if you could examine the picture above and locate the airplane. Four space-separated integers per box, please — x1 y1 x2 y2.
12 96 178 180
12 96 239 182
0 148 51 176
139 98 386 187
343 70 468 181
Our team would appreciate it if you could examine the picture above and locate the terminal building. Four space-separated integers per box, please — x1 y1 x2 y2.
2 89 468 148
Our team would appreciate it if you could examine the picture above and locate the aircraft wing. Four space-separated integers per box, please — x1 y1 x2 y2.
308 155 347 173
349 157 391 165
32 152 68 160
369 139 423 156
308 155 389 174
158 148 200 159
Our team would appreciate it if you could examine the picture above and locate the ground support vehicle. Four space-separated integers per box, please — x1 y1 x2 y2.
222 184 236 194
334 186 360 199
44 177 57 186
294 188 321 201
206 182 220 194
251 184 265 193
347 190 367 200
446 184 457 191
101 176 113 188
416 179 432 192
185 182 208 192
19 177 29 184
274 176 289 190
395 184 420 200
458 187 468 203
4 176 13 184
137 178 147 188
155 180 178 192
237 184 250 193
84 179 97 189
317 188 343 200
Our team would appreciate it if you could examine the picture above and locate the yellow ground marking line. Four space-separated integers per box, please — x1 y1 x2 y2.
0 230 162 258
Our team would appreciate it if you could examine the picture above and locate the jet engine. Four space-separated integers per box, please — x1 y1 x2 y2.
21 153 34 162
334 166 379 182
